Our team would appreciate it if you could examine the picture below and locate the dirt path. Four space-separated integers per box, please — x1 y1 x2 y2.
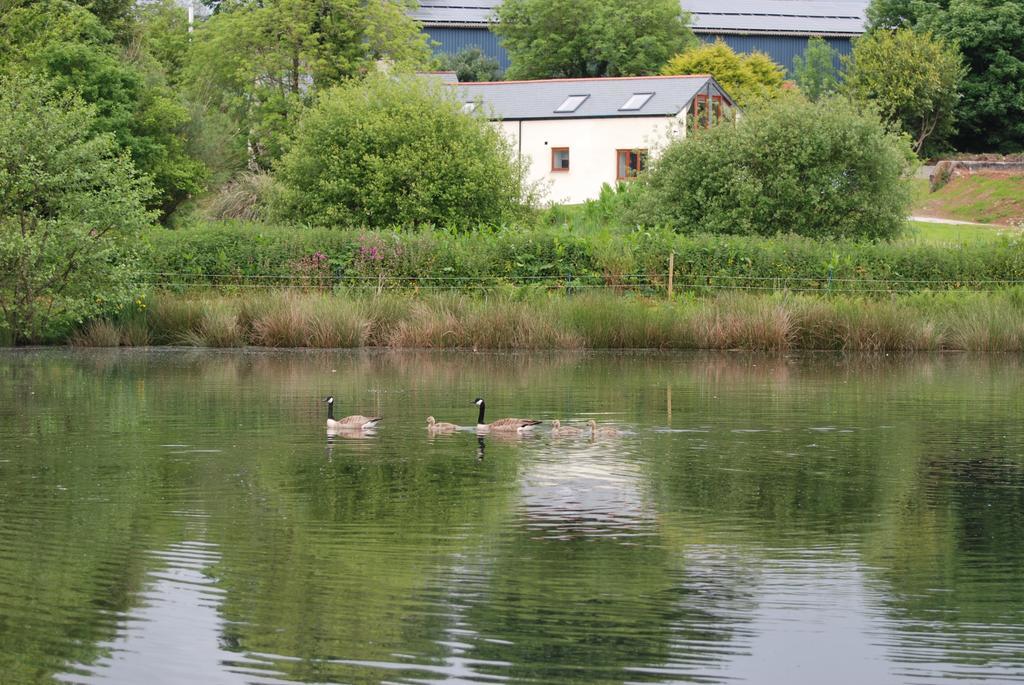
909 215 1002 227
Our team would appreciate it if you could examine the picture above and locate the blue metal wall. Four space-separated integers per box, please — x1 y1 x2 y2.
698 34 851 76
424 27 511 70
423 27 851 77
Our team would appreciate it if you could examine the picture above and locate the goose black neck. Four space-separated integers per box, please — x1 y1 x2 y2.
477 401 485 425
327 403 335 420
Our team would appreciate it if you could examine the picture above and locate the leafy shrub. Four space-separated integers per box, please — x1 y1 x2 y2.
277 75 533 228
661 41 786 106
0 73 155 344
437 47 502 82
629 95 916 240
144 221 1024 296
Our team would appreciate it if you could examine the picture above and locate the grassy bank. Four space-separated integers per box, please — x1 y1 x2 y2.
914 173 1024 226
71 289 1024 352
142 221 1024 296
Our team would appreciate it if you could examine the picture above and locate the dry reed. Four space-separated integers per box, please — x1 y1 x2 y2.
71 320 122 347
72 289 1024 352
179 301 245 347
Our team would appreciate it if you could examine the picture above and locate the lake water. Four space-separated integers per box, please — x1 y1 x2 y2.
1 349 1023 684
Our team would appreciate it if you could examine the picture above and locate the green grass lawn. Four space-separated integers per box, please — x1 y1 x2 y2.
540 185 1024 246
900 219 1023 245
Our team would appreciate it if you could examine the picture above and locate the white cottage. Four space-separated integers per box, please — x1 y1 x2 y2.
450 74 736 204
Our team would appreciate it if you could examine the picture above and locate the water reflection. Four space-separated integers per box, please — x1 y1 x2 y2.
1 350 1023 683
57 540 271 685
519 440 653 541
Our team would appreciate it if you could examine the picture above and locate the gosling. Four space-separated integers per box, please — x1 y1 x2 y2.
426 416 459 433
587 419 621 437
551 419 583 436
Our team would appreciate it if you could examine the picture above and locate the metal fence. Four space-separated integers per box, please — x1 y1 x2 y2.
139 271 1024 297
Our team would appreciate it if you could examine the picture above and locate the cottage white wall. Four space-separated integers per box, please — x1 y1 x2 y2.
498 115 684 205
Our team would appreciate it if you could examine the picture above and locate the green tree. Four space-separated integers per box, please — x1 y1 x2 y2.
186 0 431 169
914 0 1024 152
0 74 155 344
866 0 947 29
134 0 191 85
844 29 965 154
77 0 137 37
793 37 839 101
277 75 531 228
438 47 502 82
495 0 697 79
661 40 786 106
0 0 207 215
628 95 915 240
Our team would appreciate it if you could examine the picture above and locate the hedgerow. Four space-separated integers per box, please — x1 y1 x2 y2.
143 222 1024 295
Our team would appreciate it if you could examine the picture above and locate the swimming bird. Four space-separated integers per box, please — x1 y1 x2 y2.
550 419 583 436
325 396 381 430
473 397 541 433
426 416 459 433
587 419 621 437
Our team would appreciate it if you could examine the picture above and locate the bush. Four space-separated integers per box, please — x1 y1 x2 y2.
661 40 786 106
629 95 916 240
0 73 155 344
277 75 533 228
143 221 1024 295
437 47 502 83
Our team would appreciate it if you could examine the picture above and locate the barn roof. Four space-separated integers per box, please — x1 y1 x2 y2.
449 74 730 121
412 0 868 37
686 0 866 36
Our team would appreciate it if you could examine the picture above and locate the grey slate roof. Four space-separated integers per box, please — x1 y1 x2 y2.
687 0 866 36
450 75 723 121
412 0 867 36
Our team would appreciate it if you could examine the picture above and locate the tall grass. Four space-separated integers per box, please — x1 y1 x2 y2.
246 292 369 347
71 319 123 347
199 171 280 222
67 289 1024 352
179 301 246 347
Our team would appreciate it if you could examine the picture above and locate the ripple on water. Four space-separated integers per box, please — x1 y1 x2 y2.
1 349 1023 684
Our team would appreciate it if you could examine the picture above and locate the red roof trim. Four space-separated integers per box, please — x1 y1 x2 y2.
454 74 713 86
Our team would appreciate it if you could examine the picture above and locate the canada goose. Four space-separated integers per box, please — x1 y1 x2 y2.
587 419 621 437
550 419 583 436
325 396 381 430
327 427 377 440
426 416 459 433
473 397 541 433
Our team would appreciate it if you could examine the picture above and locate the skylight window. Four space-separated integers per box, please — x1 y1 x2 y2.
620 93 654 111
555 95 589 113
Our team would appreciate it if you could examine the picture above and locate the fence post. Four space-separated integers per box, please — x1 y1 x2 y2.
668 252 675 301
